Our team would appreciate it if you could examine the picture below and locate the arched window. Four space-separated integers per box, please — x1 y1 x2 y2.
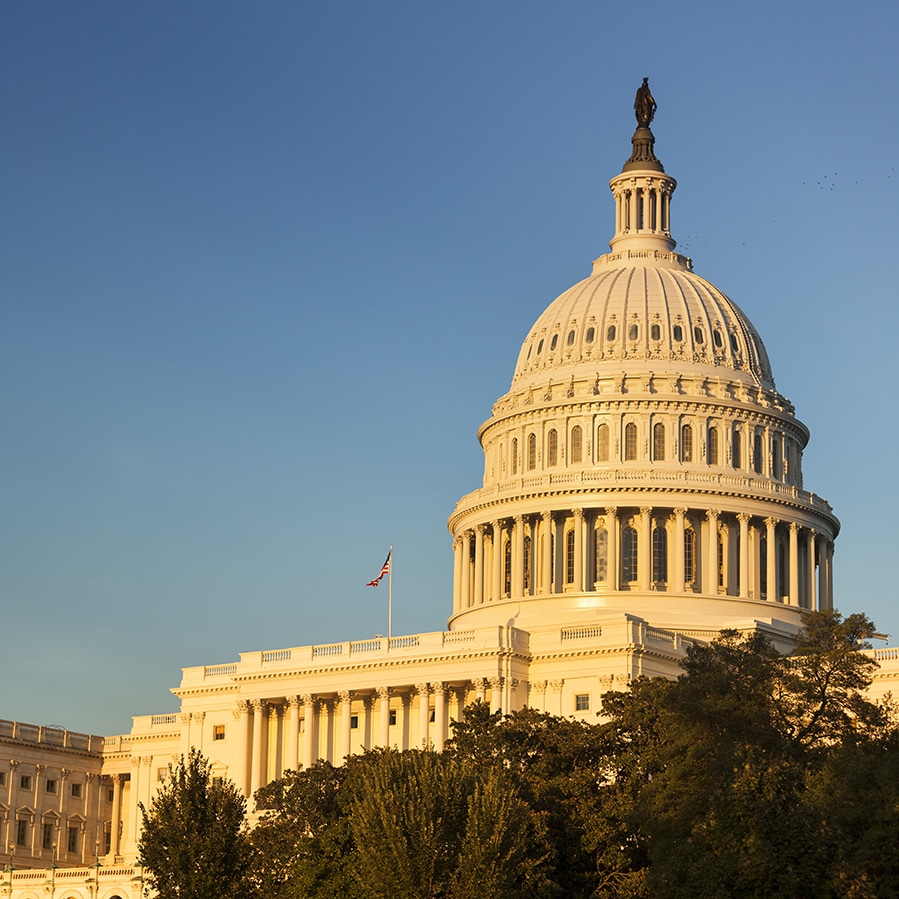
708 426 719 465
733 428 742 469
547 429 559 466
527 433 537 470
772 438 782 480
597 423 610 461
570 426 583 464
652 525 668 584
625 422 638 461
681 424 693 462
595 527 608 582
754 433 763 474
718 532 726 588
523 535 531 592
504 539 512 597
550 534 556 590
511 437 518 476
653 422 665 461
566 529 576 584
684 526 696 585
622 526 638 583
760 535 768 598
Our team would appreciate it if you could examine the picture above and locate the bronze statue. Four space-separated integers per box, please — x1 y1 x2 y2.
634 77 656 127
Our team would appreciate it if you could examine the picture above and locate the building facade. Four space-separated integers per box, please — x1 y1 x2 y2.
4 88 897 898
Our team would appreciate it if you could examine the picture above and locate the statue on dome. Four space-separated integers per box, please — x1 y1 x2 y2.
634 77 656 127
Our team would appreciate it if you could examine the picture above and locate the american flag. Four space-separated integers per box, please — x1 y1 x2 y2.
366 550 391 587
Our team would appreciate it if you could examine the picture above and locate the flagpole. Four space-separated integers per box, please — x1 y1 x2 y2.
388 543 393 642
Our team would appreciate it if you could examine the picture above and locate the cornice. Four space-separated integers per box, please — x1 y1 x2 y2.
0 737 103 761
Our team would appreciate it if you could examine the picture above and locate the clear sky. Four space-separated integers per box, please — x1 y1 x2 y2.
2 1 897 736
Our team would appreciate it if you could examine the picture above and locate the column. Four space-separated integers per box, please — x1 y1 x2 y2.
825 541 834 610
541 511 553 595
789 523 799 606
300 695 315 770
452 537 464 614
233 701 251 796
110 774 123 857
460 532 471 608
432 683 447 751
339 691 353 761
706 510 720 594
128 758 141 853
512 515 525 597
417 684 430 748
672 508 686 592
474 525 485 605
489 677 504 714
285 697 300 772
492 520 503 602
765 518 777 601
572 508 584 591
807 530 817 611
250 700 267 797
378 687 391 748
817 538 828 611
268 705 280 781
639 507 652 590
179 713 191 758
738 513 750 599
475 678 487 704
607 507 619 590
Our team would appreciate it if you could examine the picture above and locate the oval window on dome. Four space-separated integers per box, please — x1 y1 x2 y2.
566 329 576 346
650 323 661 341
537 339 544 354
713 329 723 348
694 326 704 344
628 323 639 341
586 326 595 343
527 343 533 360
550 334 558 351
730 333 739 352
673 324 683 342
607 324 617 341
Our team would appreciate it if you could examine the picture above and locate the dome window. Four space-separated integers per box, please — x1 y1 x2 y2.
585 327 595 343
694 326 704 344
597 423 610 461
681 424 693 462
607 325 617 341
673 324 683 342
547 429 559 466
566 329 576 346
650 323 661 341
570 426 583 463
527 434 537 470
550 334 558 351
628 323 639 341
730 333 739 352
526 343 533 360
537 339 544 355
624 423 638 461
713 329 723 348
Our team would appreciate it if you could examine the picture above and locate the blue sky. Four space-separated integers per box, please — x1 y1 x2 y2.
1 2 897 735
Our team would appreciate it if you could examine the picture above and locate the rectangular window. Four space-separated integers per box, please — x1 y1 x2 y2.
0 771 6 787
107 788 115 803
42 822 54 850
157 768 168 783
70 782 83 799
575 694 590 712
20 775 32 791
211 777 223 787
16 819 27 847
67 826 78 854
46 779 58 794
350 715 359 729
389 710 397 726
213 724 226 741
104 829 112 855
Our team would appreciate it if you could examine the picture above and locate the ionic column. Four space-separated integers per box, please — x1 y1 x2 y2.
639 507 652 591
250 700 267 797
452 537 464 614
110 774 123 857
338 691 353 762
475 678 487 704
807 530 817 611
285 697 300 772
268 705 280 781
432 683 447 751
301 695 315 770
541 511 552 595
817 538 828 611
461 532 472 608
572 508 584 591
232 701 251 795
706 510 720 594
607 507 619 589
179 713 191 758
765 518 777 601
512 515 525 597
474 525 486 605
489 677 504 714
673 508 686 591
738 513 750 599
491 520 503 602
416 683 430 748
789 523 800 606
825 541 835 610
377 687 391 748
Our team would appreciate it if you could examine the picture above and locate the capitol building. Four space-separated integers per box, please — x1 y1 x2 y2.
3 86 897 898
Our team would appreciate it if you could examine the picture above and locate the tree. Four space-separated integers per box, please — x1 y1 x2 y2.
138 749 250 899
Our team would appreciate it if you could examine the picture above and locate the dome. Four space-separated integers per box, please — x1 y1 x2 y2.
511 260 776 394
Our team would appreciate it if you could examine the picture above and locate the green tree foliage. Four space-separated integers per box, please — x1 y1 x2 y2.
138 749 250 899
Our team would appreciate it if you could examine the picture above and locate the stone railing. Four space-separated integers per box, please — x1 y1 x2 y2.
0 719 104 753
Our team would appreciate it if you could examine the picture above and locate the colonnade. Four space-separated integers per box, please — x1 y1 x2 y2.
453 506 834 611
613 178 673 236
